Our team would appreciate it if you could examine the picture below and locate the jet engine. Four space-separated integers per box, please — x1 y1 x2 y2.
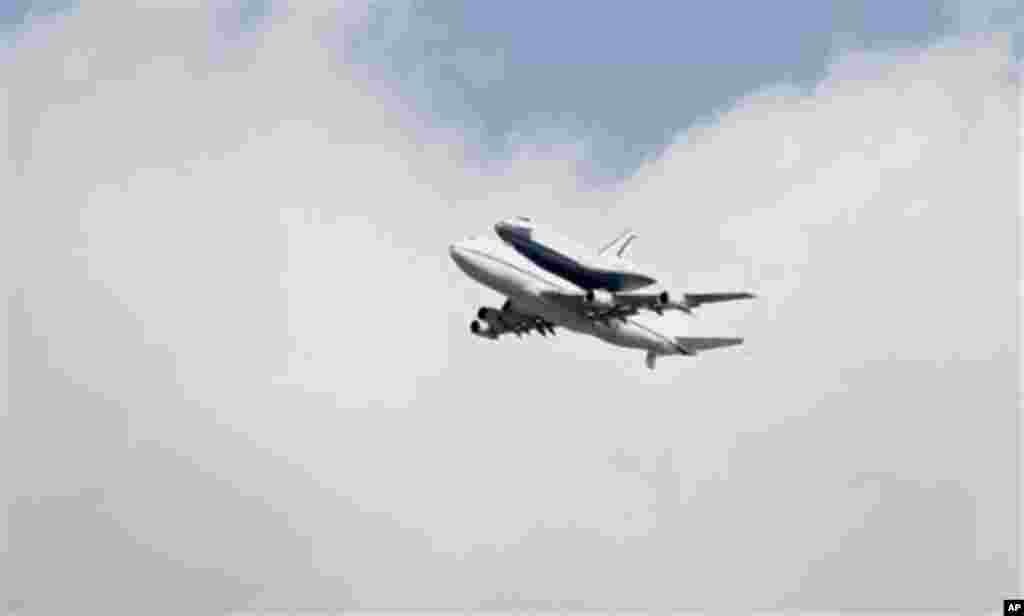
657 291 692 313
477 306 505 332
584 289 616 309
470 319 497 339
480 306 515 325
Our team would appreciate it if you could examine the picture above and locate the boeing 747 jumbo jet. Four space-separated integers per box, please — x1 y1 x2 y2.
450 226 755 369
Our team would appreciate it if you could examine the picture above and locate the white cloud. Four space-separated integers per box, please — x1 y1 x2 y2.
5 3 1017 611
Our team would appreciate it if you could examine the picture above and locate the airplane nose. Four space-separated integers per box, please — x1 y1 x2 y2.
449 242 464 261
449 239 473 267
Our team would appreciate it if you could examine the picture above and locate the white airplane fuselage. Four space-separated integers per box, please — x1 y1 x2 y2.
450 235 682 356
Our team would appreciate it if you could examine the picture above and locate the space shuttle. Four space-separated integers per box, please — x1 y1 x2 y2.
493 216 754 314
495 216 653 292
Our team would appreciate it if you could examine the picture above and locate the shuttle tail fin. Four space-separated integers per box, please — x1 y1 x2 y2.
598 229 638 258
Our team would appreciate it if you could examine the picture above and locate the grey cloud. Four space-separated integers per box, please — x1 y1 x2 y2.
5 3 1017 611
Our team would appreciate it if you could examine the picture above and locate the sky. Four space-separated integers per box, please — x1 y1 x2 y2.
348 0 960 182
3 1 1021 613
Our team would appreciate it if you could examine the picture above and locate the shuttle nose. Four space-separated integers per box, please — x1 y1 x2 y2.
495 218 529 243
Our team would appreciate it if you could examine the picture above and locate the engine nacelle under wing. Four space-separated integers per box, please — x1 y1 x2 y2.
470 319 497 339
477 306 499 322
584 289 616 309
472 304 555 339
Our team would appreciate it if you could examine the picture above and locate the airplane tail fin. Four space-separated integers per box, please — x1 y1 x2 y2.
598 229 638 258
674 336 744 355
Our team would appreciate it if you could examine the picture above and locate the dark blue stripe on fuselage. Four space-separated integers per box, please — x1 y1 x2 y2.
504 234 629 292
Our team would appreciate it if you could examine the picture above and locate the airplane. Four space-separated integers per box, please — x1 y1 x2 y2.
494 216 754 315
450 232 753 369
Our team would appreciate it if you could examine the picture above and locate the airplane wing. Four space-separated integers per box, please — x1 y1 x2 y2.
674 336 743 354
683 292 756 308
539 289 755 319
539 290 646 321
472 301 558 339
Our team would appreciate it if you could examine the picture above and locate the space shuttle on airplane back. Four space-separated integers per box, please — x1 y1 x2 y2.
494 216 754 315
495 216 653 292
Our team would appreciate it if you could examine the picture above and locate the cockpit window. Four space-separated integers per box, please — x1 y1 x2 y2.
515 216 531 222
